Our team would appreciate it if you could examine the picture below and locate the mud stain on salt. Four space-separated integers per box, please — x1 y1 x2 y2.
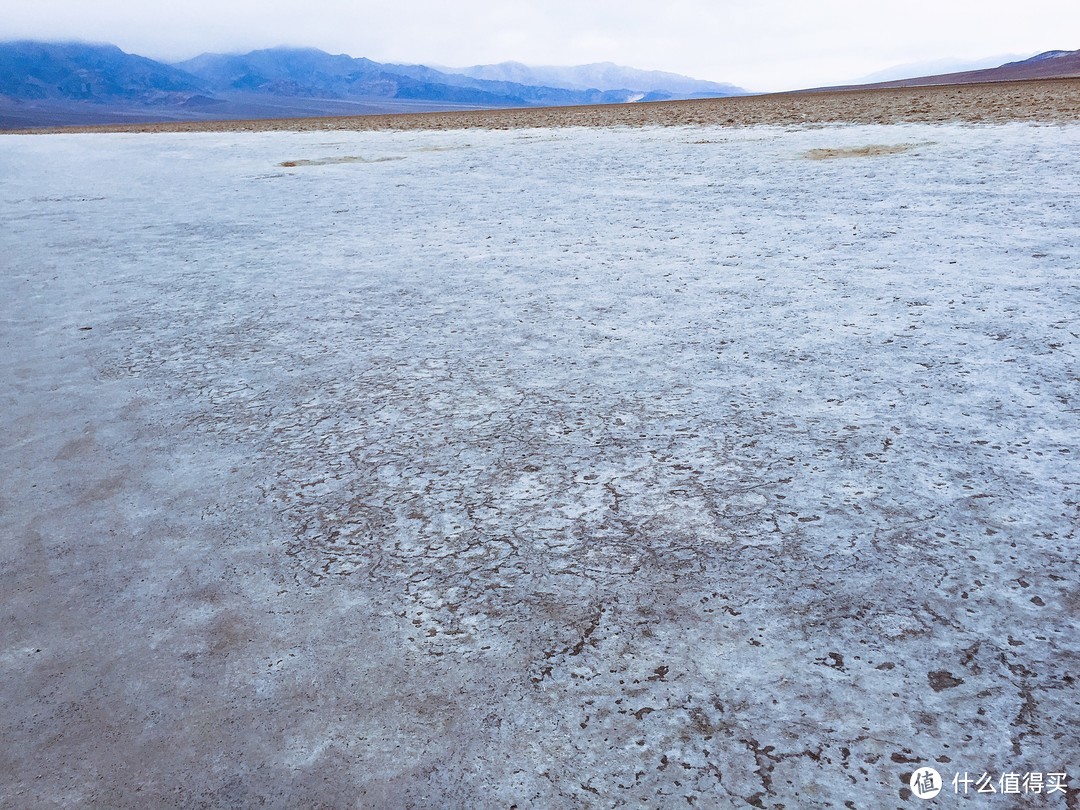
279 155 406 167
803 142 930 159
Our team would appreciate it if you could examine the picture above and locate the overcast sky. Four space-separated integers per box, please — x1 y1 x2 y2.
3 0 1077 91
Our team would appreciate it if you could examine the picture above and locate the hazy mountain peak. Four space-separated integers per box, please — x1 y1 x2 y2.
827 47 1080 91
449 61 745 96
855 53 1034 84
1013 49 1073 64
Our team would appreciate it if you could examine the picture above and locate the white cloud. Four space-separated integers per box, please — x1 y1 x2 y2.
2 0 1077 91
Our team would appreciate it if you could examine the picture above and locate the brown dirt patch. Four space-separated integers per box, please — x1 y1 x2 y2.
278 155 405 167
803 143 924 160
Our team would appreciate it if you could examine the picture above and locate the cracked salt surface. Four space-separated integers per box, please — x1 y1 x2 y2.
1 123 1077 807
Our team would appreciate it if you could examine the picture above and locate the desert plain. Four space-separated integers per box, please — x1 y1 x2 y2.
1 80 1078 808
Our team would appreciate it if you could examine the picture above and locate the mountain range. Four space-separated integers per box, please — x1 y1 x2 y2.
0 41 744 129
2 41 1079 130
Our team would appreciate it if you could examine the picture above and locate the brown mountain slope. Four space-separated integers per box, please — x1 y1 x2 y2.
809 49 1080 92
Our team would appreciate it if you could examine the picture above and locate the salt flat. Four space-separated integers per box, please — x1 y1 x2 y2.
1 123 1077 807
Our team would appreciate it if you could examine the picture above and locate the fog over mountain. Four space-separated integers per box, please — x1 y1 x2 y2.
446 61 744 98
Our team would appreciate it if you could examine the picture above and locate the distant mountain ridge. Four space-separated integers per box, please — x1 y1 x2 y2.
447 61 744 98
813 48 1080 92
855 53 1033 84
173 47 696 106
3 41 1079 130
0 41 206 103
0 41 746 128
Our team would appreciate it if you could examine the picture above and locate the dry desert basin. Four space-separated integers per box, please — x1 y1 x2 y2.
2 80 1078 808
